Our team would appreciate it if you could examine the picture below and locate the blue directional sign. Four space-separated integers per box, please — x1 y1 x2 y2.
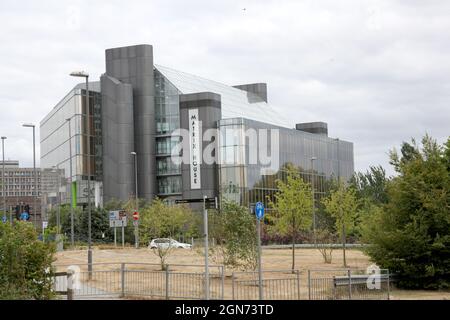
255 202 265 220
2 216 7 223
20 212 29 221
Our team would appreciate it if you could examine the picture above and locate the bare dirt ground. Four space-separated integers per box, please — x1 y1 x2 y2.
54 246 450 300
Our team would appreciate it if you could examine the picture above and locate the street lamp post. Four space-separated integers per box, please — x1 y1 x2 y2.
1 137 7 225
311 156 317 246
70 71 92 276
131 152 139 249
66 118 75 247
335 138 346 267
22 124 37 229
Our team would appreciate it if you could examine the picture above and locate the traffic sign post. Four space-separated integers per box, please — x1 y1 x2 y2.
109 210 127 247
133 211 139 248
254 202 265 300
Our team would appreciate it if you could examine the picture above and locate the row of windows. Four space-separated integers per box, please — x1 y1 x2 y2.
0 179 41 184
0 192 41 196
0 171 41 176
1 185 40 190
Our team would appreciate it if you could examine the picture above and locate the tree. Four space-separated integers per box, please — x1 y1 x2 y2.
268 164 313 271
0 222 55 299
139 198 199 269
350 165 389 205
363 135 450 289
208 200 258 270
322 179 359 267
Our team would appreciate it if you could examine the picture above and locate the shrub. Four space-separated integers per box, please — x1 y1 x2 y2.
0 222 56 299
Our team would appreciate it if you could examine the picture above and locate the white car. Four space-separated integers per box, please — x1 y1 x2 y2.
149 238 192 249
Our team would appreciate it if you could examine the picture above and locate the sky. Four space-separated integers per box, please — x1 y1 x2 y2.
0 0 449 176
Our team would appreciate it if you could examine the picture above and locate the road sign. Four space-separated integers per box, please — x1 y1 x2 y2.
20 211 29 221
133 211 139 221
109 210 127 228
175 197 218 209
2 216 7 223
42 221 48 229
255 202 265 220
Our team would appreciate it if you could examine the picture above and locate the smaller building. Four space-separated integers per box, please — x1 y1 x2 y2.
0 160 42 227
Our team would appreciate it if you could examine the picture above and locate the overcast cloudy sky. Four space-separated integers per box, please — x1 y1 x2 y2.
0 0 449 176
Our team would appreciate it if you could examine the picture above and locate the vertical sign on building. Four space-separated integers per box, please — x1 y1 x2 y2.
189 109 201 189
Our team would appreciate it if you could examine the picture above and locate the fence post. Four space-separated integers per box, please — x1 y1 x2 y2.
165 265 170 300
221 266 225 300
296 270 301 300
387 270 390 300
308 270 311 300
67 270 74 300
231 272 235 300
121 263 125 298
347 269 352 300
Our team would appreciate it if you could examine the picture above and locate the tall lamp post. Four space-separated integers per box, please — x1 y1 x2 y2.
131 152 139 249
22 123 37 229
70 71 92 276
310 156 317 246
1 136 7 224
66 118 75 247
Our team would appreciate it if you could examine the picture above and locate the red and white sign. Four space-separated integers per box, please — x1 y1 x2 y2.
133 211 139 221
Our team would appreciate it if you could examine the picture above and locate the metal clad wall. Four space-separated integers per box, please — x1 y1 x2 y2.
179 92 222 201
105 45 156 200
100 75 134 202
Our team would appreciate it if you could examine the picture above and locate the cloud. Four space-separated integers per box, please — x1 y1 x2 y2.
0 0 449 176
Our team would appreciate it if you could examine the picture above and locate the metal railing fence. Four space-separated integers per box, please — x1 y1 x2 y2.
232 270 301 300
308 268 390 300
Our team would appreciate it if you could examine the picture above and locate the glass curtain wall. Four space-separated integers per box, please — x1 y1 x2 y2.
154 68 182 196
40 86 101 205
218 118 354 209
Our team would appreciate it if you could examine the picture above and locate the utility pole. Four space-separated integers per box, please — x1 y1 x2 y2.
311 156 317 246
1 137 8 225
131 152 139 249
203 195 209 300
67 118 75 247
336 138 346 267
22 124 37 229
70 71 92 278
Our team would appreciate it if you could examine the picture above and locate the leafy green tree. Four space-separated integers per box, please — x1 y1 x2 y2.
139 198 199 269
350 165 389 205
322 179 359 267
268 164 313 271
363 135 450 289
0 222 55 299
209 200 258 270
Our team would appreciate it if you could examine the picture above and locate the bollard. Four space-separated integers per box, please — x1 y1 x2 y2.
67 270 74 300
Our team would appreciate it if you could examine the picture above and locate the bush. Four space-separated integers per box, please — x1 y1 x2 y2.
0 222 56 299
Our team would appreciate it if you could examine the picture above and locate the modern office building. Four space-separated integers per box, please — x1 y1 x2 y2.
40 44 354 210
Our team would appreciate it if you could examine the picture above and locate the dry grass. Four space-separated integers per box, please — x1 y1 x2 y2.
53 246 450 300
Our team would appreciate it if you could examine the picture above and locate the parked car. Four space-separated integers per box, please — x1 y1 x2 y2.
149 238 192 249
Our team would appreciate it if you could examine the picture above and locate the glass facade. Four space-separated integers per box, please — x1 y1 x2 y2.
218 118 354 209
40 83 102 205
154 69 182 196
155 64 290 128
